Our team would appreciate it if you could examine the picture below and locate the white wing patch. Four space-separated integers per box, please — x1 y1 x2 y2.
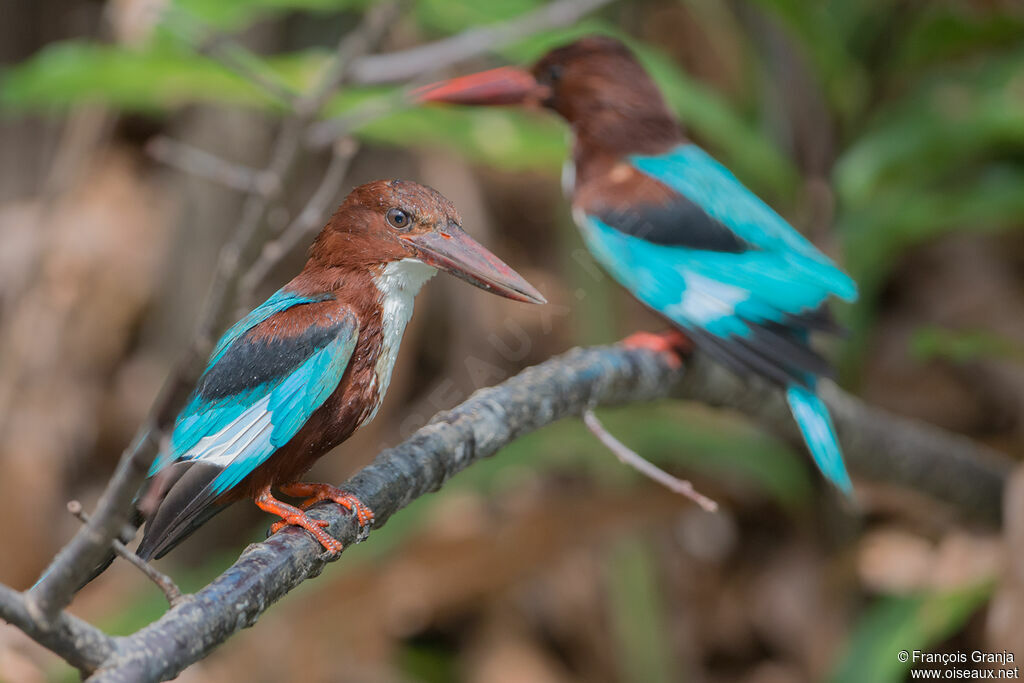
665 270 748 326
182 395 274 468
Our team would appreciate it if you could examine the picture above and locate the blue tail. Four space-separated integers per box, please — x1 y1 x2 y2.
785 383 852 495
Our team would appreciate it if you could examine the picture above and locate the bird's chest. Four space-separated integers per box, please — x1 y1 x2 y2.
362 258 436 425
363 283 417 422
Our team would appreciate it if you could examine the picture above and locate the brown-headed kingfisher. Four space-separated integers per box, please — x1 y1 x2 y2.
417 36 858 494
135 180 545 561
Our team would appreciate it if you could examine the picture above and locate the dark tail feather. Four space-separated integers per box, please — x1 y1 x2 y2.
136 461 230 561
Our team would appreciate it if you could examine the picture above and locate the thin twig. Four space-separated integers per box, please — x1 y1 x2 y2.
348 0 616 85
306 88 409 149
66 501 184 608
308 0 616 147
162 8 300 106
583 409 719 512
146 137 278 196
199 38 299 106
297 1 404 118
238 137 360 304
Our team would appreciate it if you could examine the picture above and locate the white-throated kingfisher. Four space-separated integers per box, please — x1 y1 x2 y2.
134 179 545 562
416 36 859 494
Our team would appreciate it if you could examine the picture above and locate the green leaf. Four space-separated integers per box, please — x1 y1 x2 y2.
895 5 1024 70
830 582 993 683
170 0 369 31
413 0 542 36
837 167 1024 372
834 50 1024 205
324 89 568 171
911 326 1024 365
0 42 330 112
607 537 678 683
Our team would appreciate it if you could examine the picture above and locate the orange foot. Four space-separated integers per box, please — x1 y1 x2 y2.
621 330 693 368
278 482 375 543
255 485 343 555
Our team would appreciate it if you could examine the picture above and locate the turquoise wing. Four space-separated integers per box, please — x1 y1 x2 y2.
152 291 358 498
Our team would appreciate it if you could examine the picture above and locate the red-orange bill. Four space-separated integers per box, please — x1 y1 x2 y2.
413 66 544 106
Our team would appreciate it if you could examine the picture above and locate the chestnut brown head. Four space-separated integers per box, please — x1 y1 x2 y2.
310 180 545 304
415 36 680 154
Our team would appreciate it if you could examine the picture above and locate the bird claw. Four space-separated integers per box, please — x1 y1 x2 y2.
318 548 342 563
269 516 329 535
279 482 375 544
354 518 372 544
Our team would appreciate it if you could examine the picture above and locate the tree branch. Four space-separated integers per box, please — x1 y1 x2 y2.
582 409 718 511
0 584 112 674
146 137 277 196
671 353 1011 523
51 344 1005 681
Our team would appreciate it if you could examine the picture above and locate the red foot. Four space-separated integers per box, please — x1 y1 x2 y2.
621 330 693 368
278 482 375 536
255 485 343 555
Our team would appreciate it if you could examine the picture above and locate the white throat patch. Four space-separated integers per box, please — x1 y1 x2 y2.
367 258 437 422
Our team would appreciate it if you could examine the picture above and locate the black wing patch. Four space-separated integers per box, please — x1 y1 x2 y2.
197 321 341 401
596 196 749 253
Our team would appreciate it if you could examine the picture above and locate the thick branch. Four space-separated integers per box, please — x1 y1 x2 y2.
81 345 1008 681
0 584 112 673
672 354 1011 522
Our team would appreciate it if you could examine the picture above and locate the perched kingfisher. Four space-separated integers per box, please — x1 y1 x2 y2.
131 180 545 562
417 36 859 493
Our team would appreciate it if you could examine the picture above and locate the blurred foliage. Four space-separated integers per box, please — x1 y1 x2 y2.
173 0 368 30
912 326 1024 365
830 582 994 683
607 537 677 683
5 0 1020 365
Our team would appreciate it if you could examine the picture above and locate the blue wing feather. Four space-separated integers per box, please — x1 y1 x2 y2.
629 143 856 302
151 291 358 498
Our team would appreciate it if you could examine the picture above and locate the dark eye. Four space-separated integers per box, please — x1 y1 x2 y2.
546 65 564 84
386 208 412 230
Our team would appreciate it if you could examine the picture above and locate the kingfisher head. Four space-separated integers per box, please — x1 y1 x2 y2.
415 36 679 150
309 180 545 304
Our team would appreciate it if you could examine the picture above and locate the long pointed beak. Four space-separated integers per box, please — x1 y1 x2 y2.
413 66 546 106
405 225 546 304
